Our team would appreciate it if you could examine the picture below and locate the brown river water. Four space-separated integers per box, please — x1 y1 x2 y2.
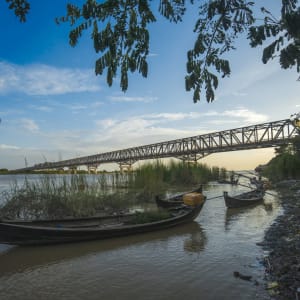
0 175 281 300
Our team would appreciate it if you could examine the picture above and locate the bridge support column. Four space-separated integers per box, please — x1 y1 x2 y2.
87 164 99 174
68 166 77 174
119 163 132 173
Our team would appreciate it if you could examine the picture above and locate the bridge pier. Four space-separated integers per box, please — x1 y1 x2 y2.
87 164 99 174
118 162 134 173
119 164 132 173
68 166 77 174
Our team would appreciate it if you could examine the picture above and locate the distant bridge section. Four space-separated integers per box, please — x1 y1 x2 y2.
16 118 300 172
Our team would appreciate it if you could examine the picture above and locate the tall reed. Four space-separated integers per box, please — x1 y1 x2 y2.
0 175 137 220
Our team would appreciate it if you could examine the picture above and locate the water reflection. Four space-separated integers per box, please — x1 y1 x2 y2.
224 193 279 232
183 227 207 253
0 222 206 277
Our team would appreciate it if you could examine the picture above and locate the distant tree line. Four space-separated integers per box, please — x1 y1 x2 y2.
263 136 300 181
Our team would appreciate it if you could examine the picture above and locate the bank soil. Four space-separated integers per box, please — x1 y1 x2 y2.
260 180 300 299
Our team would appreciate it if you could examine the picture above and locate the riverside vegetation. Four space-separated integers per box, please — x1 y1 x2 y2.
0 160 225 220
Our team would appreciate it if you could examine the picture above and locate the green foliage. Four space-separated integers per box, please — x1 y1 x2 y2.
0 175 136 220
131 159 222 190
248 2 300 78
186 0 255 102
6 0 30 22
56 0 159 92
6 0 300 102
263 137 300 181
0 160 224 220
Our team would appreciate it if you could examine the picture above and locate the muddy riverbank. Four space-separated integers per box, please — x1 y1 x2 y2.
260 180 300 299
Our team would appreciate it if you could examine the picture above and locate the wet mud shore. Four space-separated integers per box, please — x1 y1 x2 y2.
260 180 300 299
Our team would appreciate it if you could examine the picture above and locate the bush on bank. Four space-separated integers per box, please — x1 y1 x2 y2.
262 137 300 182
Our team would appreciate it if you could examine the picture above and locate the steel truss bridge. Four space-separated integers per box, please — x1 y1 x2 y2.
17 118 300 172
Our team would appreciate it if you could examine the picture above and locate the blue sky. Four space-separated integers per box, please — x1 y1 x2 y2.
0 0 299 170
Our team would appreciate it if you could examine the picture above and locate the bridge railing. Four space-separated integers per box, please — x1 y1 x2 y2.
17 118 300 171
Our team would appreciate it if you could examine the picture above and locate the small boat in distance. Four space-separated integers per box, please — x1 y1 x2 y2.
223 189 264 208
0 199 204 246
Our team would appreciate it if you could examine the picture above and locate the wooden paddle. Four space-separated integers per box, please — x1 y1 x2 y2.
236 182 275 196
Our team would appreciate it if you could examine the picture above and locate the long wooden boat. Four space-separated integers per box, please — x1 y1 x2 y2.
155 185 203 208
0 204 204 246
223 189 264 208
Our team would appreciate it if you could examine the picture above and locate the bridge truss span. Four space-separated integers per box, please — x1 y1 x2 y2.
20 118 300 171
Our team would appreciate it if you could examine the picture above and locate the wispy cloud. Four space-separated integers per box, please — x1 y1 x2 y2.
91 108 267 151
29 105 53 112
220 60 280 97
109 95 158 103
0 61 101 96
222 109 268 124
20 118 39 132
0 144 20 150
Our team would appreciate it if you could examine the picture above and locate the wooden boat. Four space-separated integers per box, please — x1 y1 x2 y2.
0 204 204 246
155 185 203 208
223 189 264 208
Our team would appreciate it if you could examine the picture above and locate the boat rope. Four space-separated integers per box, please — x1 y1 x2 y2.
205 195 223 200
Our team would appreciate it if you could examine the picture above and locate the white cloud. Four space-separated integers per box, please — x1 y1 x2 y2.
222 109 268 124
20 118 39 132
91 101 103 108
0 61 101 96
220 60 280 98
109 95 158 103
0 144 20 150
30 105 53 112
90 109 268 150
70 104 88 111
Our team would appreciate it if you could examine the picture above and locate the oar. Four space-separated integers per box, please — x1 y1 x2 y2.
236 182 275 196
232 172 254 180
206 195 223 201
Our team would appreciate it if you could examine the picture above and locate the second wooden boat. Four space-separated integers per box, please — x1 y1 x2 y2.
223 189 264 208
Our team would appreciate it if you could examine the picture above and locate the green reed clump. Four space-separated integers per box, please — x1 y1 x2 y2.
126 160 224 202
0 175 138 220
131 160 222 189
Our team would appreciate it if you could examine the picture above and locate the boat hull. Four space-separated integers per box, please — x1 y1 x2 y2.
223 190 264 208
0 204 204 246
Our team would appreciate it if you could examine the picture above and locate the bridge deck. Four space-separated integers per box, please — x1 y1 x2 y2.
17 118 300 171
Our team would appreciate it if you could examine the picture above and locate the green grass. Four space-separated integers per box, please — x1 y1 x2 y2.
0 175 137 220
0 160 225 220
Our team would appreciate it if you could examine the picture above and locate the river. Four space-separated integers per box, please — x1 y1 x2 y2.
0 174 280 299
